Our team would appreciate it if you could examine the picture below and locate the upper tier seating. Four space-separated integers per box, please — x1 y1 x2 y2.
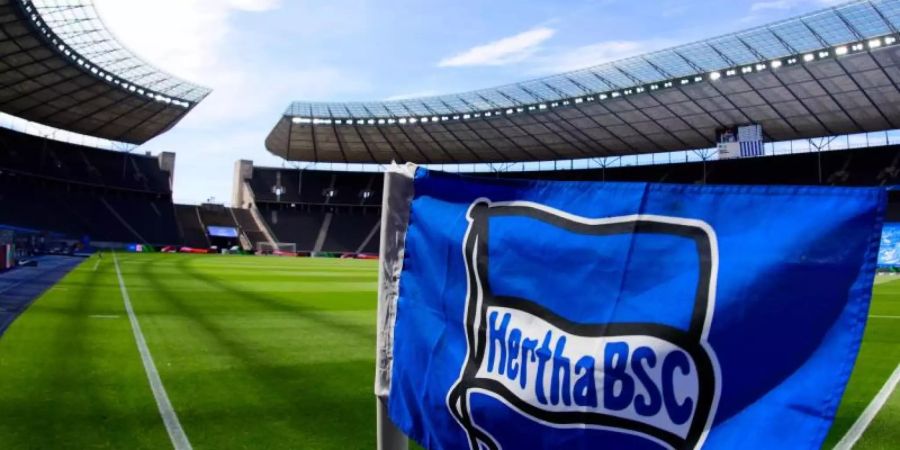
174 205 209 248
0 127 179 245
232 208 268 248
0 127 170 193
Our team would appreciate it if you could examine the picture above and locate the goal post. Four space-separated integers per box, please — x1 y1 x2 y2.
256 242 297 255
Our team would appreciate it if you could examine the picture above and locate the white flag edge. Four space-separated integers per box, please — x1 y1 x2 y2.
375 162 417 398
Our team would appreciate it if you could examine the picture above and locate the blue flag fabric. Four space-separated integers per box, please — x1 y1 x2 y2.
378 167 885 450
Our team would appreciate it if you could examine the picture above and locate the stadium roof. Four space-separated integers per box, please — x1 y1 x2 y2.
0 0 211 144
267 0 900 164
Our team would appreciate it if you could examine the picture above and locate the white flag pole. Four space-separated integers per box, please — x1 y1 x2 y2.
375 163 416 450
377 396 407 450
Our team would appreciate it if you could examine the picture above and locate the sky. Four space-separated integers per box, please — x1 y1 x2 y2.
88 0 845 205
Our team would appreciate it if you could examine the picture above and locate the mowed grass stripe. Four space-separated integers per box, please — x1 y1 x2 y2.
0 253 896 449
116 254 378 449
116 256 377 271
0 254 172 449
851 366 900 449
835 364 900 449
113 252 192 450
824 278 900 448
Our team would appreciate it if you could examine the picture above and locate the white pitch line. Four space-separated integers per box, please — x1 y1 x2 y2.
869 315 900 320
112 252 192 450
873 275 900 285
92 256 102 272
834 363 900 450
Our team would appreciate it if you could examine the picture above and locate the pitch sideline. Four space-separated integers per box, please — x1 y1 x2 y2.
112 252 192 450
834 363 900 449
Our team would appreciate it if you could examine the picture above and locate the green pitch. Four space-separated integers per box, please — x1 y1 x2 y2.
0 253 896 449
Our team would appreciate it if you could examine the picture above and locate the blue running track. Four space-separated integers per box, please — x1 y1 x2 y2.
0 256 85 338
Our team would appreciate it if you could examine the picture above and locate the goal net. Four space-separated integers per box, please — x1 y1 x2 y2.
257 242 297 255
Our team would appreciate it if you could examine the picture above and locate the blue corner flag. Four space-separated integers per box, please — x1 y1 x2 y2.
375 166 885 450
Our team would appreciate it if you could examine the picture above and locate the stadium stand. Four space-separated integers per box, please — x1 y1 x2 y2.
236 143 900 254
172 202 269 251
0 0 211 250
0 127 181 245
198 203 237 229
197 203 244 249
256 205 327 253
239 144 900 254
234 162 382 254
231 208 269 249
503 144 900 187
174 205 210 249
0 127 171 192
322 210 381 253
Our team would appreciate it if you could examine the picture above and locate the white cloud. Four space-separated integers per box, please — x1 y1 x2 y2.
227 0 282 12
93 0 366 127
745 0 845 19
531 39 673 74
750 0 794 12
94 0 279 81
438 27 556 67
181 67 369 129
90 0 368 204
384 90 442 101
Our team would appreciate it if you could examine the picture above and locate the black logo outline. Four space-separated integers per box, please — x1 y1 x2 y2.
446 199 721 450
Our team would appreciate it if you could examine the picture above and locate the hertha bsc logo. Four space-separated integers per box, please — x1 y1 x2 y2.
446 199 721 450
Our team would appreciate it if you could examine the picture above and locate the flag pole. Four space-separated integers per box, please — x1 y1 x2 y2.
375 164 415 450
377 396 408 450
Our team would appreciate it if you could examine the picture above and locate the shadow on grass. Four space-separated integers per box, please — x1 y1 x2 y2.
173 256 375 341
137 257 376 448
1 262 118 448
